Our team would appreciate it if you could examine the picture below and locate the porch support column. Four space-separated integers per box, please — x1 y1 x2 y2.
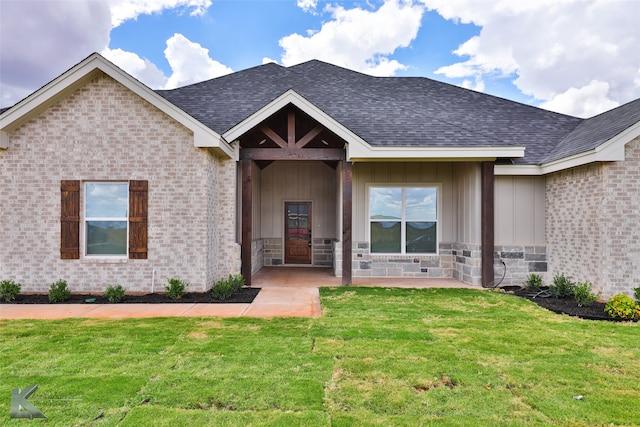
241 159 252 285
342 161 353 285
481 161 495 288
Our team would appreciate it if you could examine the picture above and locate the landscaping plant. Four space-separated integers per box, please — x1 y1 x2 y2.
211 274 245 301
604 293 640 320
0 279 21 302
549 273 574 298
48 279 71 303
523 273 543 292
572 280 600 307
633 286 640 304
104 284 126 303
165 277 188 300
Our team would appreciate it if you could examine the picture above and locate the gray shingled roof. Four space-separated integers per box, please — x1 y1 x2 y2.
153 60 632 165
543 97 640 163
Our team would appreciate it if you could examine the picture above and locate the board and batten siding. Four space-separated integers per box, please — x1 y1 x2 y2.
258 161 337 239
494 176 546 245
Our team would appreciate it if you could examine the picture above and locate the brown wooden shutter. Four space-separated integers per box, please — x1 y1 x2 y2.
129 180 148 259
60 180 80 259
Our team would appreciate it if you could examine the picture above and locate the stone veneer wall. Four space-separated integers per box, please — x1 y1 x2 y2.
251 239 265 274
259 237 334 267
493 245 547 286
451 243 481 285
333 241 546 287
313 238 334 266
263 238 283 266
0 74 240 293
546 138 640 299
334 242 455 279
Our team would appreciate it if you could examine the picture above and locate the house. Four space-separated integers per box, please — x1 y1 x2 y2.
1 53 639 298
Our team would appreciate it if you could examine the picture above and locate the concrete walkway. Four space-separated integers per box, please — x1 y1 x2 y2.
0 267 481 320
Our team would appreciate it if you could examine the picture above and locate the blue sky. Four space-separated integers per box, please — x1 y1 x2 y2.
2 0 639 117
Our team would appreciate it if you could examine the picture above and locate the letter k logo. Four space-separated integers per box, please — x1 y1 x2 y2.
10 385 46 419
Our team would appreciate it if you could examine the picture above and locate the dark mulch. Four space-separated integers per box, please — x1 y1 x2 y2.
2 287 260 304
509 287 636 322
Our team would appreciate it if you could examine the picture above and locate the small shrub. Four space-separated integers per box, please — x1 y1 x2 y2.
523 273 543 292
166 278 188 300
633 287 640 304
211 274 245 301
104 285 126 303
572 281 600 307
49 279 71 303
549 273 574 298
604 294 640 320
0 279 22 302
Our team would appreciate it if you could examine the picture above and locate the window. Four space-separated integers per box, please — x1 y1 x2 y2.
84 182 128 256
369 186 438 254
60 180 147 260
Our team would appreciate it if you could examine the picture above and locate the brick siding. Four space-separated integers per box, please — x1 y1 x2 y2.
546 137 640 299
0 74 239 293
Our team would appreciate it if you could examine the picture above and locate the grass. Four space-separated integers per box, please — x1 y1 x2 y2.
1 287 638 426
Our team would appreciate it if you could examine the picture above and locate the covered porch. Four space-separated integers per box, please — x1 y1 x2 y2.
230 95 499 289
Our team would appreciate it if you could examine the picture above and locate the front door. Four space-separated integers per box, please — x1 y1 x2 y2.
285 202 312 264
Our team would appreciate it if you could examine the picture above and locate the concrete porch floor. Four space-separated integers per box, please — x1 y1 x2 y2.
0 267 482 320
252 266 483 289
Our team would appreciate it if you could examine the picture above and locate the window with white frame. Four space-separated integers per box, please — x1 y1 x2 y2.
369 186 438 254
85 182 128 256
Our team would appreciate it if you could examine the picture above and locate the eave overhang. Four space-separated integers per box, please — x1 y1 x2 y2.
495 119 640 176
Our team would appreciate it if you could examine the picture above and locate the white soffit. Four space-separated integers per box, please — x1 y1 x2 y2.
0 53 234 158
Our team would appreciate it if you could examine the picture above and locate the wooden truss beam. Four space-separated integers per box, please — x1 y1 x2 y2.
240 147 345 161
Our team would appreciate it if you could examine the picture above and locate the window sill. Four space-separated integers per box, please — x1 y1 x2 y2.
82 257 129 263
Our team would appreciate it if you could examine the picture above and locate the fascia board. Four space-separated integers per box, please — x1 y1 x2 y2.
0 53 234 158
348 144 525 162
223 89 367 149
494 164 543 175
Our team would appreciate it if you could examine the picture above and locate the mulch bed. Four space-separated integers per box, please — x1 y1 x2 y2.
509 287 636 322
2 287 260 304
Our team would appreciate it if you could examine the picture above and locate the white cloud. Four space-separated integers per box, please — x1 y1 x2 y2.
0 0 223 106
296 0 318 14
109 0 212 27
101 48 168 88
163 34 233 89
422 0 640 117
0 0 112 107
280 0 425 76
539 80 619 119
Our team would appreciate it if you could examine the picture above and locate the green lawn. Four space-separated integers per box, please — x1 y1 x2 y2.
1 287 639 426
